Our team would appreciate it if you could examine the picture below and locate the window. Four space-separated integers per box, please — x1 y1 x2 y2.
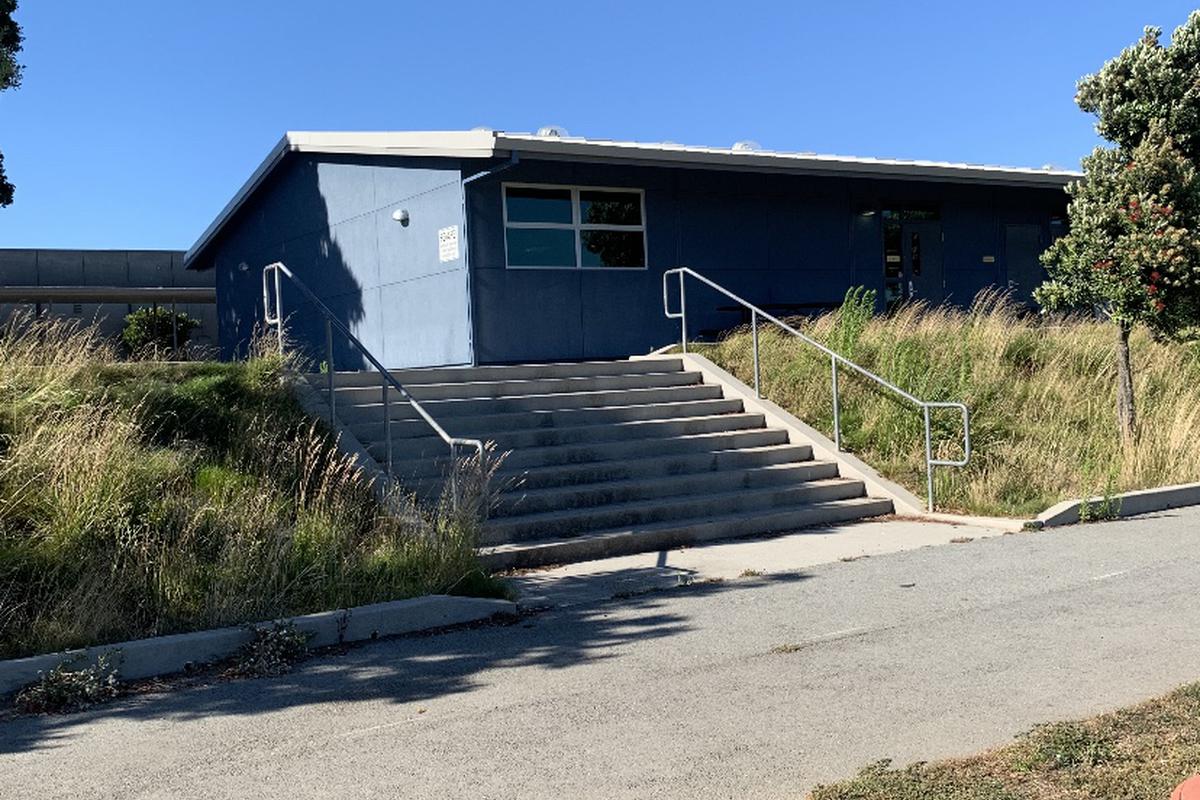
503 184 646 269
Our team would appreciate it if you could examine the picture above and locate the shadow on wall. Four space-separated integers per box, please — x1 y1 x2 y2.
218 156 368 370
0 572 810 754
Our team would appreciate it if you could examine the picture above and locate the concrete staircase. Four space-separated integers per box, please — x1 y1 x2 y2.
314 358 893 570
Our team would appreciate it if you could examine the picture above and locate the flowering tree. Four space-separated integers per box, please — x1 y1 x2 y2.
1036 12 1200 441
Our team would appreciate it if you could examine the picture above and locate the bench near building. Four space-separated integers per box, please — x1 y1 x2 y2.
185 130 1076 369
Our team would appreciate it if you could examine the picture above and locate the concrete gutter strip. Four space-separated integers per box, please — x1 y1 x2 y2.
915 511 1028 533
1034 482 1200 528
0 595 516 698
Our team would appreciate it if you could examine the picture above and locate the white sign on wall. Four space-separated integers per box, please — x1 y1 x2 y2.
438 225 460 263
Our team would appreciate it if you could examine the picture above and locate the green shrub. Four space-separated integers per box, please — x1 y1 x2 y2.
14 653 120 714
121 306 199 353
1015 721 1114 770
232 622 312 677
828 286 876 358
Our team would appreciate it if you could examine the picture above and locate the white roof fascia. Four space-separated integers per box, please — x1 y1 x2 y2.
492 133 1081 187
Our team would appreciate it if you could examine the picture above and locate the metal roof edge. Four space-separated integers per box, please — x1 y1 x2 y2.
493 133 1081 187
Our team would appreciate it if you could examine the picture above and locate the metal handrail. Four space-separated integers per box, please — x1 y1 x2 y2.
662 267 969 512
262 262 485 507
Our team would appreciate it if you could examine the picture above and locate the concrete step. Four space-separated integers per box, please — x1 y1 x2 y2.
333 384 726 423
492 461 841 517
302 355 901 570
479 496 896 571
408 443 816 497
481 478 867 544
312 358 685 388
330 371 703 405
362 412 768 462
346 397 746 443
385 428 792 480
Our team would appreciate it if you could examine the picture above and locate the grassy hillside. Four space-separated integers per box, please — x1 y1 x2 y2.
702 290 1200 516
0 314 501 661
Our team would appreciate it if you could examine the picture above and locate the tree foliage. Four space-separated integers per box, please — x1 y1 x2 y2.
1036 125 1200 335
0 0 22 207
1076 14 1200 161
1036 12 1200 438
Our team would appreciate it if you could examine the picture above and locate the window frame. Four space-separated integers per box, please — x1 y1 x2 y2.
501 182 648 271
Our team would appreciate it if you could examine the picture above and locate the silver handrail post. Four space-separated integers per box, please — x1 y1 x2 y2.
382 370 393 481
662 266 971 514
679 270 688 354
831 355 841 451
325 318 335 426
923 405 934 512
262 261 486 519
751 308 761 399
449 442 460 512
261 265 271 330
273 267 284 355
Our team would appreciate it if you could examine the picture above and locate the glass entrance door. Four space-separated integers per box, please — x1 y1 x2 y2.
882 208 943 309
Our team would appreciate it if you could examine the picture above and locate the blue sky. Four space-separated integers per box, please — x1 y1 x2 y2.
0 0 1196 251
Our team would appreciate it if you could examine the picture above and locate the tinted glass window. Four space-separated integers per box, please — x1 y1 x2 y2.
505 187 573 224
883 221 902 278
505 228 576 267
580 230 645 268
579 191 642 226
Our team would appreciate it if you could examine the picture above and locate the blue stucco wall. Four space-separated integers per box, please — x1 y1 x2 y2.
465 160 1068 364
201 154 471 369
197 150 1067 368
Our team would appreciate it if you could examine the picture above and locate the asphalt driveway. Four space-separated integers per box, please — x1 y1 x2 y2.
3 508 1199 799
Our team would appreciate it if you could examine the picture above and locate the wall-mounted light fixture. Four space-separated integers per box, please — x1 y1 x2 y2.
392 209 410 226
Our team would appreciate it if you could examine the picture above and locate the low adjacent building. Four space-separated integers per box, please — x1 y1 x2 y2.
0 248 217 348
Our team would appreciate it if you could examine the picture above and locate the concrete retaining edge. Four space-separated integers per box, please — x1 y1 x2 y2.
648 352 926 516
1031 481 1200 528
0 594 517 698
289 376 393 504
644 352 1038 532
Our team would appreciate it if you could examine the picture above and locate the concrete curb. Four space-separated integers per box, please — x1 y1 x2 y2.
0 595 516 698
1031 482 1200 528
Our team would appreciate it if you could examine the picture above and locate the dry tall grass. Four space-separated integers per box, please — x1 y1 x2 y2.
704 290 1200 516
0 313 501 660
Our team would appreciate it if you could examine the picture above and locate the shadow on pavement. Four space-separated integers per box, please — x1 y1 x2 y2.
0 570 811 755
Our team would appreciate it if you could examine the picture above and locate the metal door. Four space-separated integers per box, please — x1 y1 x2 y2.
902 221 944 303
1004 223 1044 304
